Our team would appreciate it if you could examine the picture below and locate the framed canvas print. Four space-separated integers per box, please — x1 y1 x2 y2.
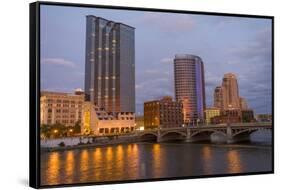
29 1 274 188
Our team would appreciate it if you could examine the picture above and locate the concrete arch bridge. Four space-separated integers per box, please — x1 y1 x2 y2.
136 122 272 144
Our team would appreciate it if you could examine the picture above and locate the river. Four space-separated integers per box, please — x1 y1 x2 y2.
40 130 272 186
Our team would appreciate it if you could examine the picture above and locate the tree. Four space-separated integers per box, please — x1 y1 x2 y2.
73 120 81 134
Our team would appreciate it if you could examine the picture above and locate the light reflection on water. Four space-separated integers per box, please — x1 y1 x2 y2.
227 150 242 173
65 151 74 183
46 152 59 185
41 132 272 186
201 146 212 174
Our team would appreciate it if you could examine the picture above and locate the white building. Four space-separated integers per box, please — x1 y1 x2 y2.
82 102 135 135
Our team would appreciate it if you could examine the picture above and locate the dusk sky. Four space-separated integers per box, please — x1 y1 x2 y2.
40 5 272 115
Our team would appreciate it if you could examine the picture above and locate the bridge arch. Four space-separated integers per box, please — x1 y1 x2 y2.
139 132 158 142
139 131 158 137
190 129 227 138
160 131 186 138
159 131 186 142
232 128 258 137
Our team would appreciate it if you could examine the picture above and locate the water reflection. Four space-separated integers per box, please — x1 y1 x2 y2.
227 150 242 173
41 142 271 186
46 152 60 185
125 144 139 179
93 148 102 180
80 149 89 181
202 145 213 174
105 147 113 172
152 144 162 177
116 145 124 174
65 151 74 183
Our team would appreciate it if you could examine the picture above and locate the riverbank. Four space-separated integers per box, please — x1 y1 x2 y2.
41 140 141 152
40 130 272 152
41 135 142 152
41 139 272 152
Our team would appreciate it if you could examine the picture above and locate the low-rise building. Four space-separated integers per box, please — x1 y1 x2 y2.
205 107 220 124
256 114 272 122
144 96 183 129
135 115 144 130
211 109 241 124
211 109 256 124
81 102 135 135
40 89 84 126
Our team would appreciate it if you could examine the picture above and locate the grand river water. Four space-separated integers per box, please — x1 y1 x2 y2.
40 131 272 186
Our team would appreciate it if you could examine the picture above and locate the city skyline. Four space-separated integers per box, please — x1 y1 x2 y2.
36 3 273 187
40 5 272 114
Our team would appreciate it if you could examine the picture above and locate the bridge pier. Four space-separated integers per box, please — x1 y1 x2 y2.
185 128 211 142
226 126 251 143
227 133 251 144
226 138 235 144
185 128 192 142
157 129 162 143
226 136 250 144
226 126 234 144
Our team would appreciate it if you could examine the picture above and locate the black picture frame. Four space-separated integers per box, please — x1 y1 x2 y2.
29 1 274 188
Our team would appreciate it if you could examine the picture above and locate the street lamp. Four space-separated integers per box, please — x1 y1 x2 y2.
67 129 73 137
53 129 58 138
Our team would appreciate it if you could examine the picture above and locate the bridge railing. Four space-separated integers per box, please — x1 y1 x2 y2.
83 122 272 138
136 122 272 132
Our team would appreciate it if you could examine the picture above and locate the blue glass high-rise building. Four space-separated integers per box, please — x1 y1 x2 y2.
174 54 206 124
84 15 135 113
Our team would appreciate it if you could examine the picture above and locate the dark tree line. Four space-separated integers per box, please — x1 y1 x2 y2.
40 121 81 139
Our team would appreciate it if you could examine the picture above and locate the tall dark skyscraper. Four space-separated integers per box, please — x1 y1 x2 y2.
84 15 135 113
174 54 206 123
